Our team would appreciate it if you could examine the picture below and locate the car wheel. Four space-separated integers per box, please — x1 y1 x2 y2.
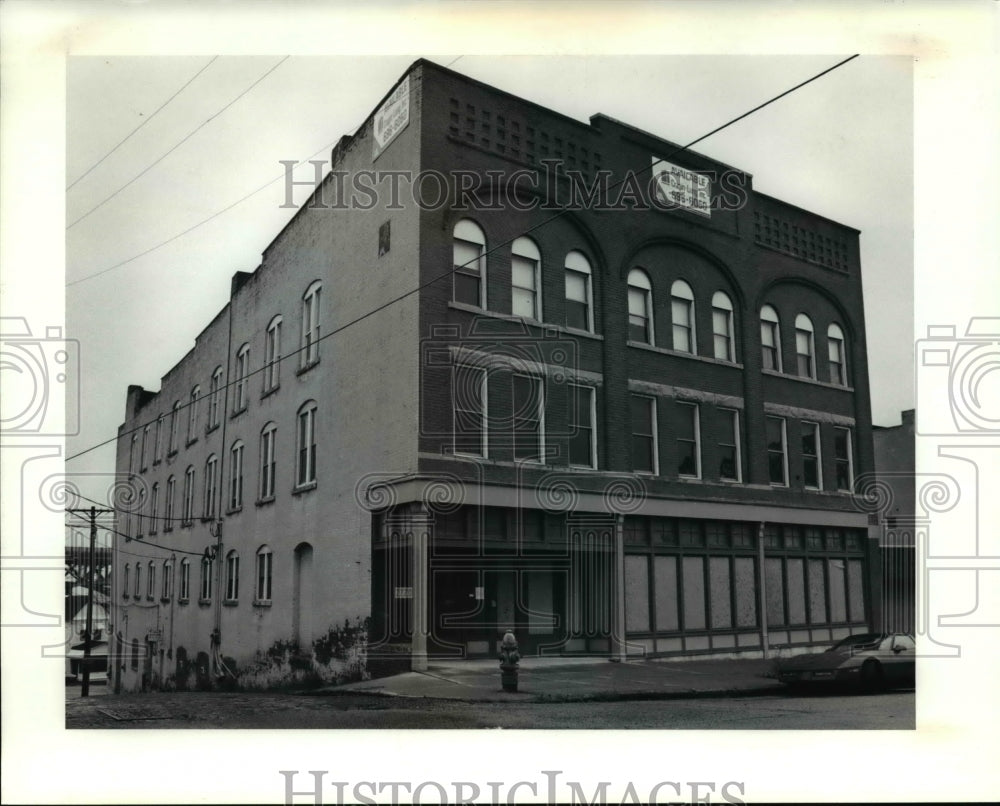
860 659 883 692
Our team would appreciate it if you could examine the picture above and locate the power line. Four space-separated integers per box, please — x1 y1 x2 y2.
66 57 219 191
65 55 859 464
66 56 290 230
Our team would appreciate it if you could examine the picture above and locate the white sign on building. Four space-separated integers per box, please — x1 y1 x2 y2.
651 156 712 217
373 76 410 160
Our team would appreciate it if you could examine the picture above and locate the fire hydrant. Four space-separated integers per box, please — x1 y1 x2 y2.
498 629 520 692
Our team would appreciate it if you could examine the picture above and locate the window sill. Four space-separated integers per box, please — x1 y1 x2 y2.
447 302 605 341
230 406 248 419
253 599 273 608
181 520 193 528
223 599 239 608
163 526 173 533
206 423 220 436
160 597 171 604
256 496 276 507
146 596 155 602
628 340 743 369
198 598 212 607
167 449 178 459
186 437 198 448
153 459 162 467
178 598 190 606
261 385 280 401
121 594 129 601
227 506 243 515
761 368 853 392
296 358 320 376
292 481 317 496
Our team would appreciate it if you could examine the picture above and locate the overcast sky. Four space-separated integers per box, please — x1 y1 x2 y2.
64 54 913 497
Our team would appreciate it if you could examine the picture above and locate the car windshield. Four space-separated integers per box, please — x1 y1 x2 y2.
828 633 884 652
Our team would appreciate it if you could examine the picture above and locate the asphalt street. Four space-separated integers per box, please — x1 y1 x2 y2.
67 685 914 729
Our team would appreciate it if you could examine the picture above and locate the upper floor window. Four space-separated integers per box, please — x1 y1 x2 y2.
149 483 159 535
164 475 176 530
711 291 735 362
161 559 173 601
208 366 223 429
766 416 788 486
229 441 245 510
453 365 487 458
671 280 696 354
140 425 150 471
568 383 596 468
259 422 277 500
801 421 822 489
134 562 142 599
179 558 191 601
146 560 156 600
187 386 200 444
301 281 322 368
564 251 593 332
204 454 218 519
129 434 138 476
631 394 658 474
121 564 130 599
795 314 816 379
264 315 282 392
296 401 317 486
834 427 854 492
511 237 541 320
255 545 273 602
718 408 741 482
512 374 544 462
168 401 180 453
225 550 239 602
760 305 782 372
453 220 486 308
828 323 848 386
234 344 250 413
200 555 213 601
154 414 164 462
675 401 701 478
627 269 654 345
182 465 196 524
136 486 146 537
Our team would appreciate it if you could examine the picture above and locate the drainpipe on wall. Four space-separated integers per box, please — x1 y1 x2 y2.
612 514 627 663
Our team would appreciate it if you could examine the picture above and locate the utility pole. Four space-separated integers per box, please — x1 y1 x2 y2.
67 506 113 697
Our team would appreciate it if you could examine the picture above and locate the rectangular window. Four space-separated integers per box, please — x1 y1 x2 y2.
453 366 487 457
154 416 163 462
675 401 700 478
761 320 780 371
766 416 788 486
264 320 281 391
630 395 657 474
188 389 199 442
147 563 155 599
511 255 539 320
164 477 175 531
133 563 141 599
140 426 149 470
302 285 322 366
512 374 544 462
149 485 158 535
796 329 814 378
204 457 217 519
260 427 276 499
628 287 651 343
226 554 239 601
129 435 137 475
200 558 213 601
230 444 244 510
712 308 733 361
564 269 591 331
297 406 317 485
672 297 694 353
169 404 179 453
182 468 195 524
834 427 854 491
568 384 596 468
234 348 249 412
180 561 190 601
718 408 741 481
829 336 846 385
453 239 483 307
209 370 222 428
256 551 272 601
801 421 822 489
162 563 173 600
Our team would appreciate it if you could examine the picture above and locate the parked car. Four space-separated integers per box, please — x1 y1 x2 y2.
776 632 915 691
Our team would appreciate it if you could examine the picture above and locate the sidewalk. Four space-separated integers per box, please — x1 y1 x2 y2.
319 656 784 703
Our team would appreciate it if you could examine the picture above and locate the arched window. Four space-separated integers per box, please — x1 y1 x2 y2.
122 564 130 599
760 305 782 372
828 323 848 386
627 269 654 344
711 291 735 361
234 343 250 413
200 554 213 601
136 486 146 538
564 251 593 332
511 237 542 320
141 425 150 470
162 558 173 600
169 400 181 453
255 545 273 602
264 315 282 392
149 483 159 535
154 414 164 462
129 434 138 475
671 280 696 353
164 475 176 531
182 466 196 524
795 314 816 379
203 454 218 519
296 401 317 487
259 422 277 500
188 386 200 443
134 562 142 598
225 550 240 602
147 560 156 599
208 366 223 429
301 281 322 368
229 441 244 510
453 219 486 308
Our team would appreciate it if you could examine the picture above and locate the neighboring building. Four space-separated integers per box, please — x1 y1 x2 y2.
112 59 880 692
872 409 916 633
